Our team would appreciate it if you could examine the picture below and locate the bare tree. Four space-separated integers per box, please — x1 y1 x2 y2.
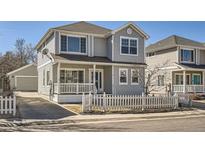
138 60 171 95
15 38 37 66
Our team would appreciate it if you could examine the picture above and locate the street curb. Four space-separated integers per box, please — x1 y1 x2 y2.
12 110 205 127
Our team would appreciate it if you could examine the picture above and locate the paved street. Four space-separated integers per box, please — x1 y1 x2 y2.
1 113 205 131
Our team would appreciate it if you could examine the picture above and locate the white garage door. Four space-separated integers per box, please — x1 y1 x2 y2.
16 76 38 91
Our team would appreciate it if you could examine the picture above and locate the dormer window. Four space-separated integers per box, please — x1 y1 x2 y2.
180 49 195 63
120 37 138 55
60 35 86 54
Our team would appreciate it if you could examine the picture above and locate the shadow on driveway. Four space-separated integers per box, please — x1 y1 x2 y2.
17 97 76 120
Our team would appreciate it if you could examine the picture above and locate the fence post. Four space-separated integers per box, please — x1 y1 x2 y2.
142 92 145 111
13 95 16 116
103 92 106 112
82 92 85 112
88 91 92 112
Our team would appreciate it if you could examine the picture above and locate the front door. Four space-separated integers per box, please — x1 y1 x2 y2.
89 69 103 93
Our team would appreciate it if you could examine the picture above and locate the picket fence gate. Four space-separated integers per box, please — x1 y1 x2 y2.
82 92 179 112
0 95 16 116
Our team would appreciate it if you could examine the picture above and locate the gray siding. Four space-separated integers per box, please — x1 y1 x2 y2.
94 37 107 57
107 36 112 60
112 66 144 95
8 64 38 91
113 26 145 63
104 66 112 93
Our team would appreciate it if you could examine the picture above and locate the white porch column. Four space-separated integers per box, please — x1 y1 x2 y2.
183 70 186 93
57 62 61 94
93 64 96 94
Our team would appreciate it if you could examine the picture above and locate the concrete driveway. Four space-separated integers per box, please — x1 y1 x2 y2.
17 96 76 120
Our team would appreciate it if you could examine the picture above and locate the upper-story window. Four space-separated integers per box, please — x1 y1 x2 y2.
180 49 195 63
60 35 86 54
120 37 138 55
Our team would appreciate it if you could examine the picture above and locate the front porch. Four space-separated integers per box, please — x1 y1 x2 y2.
172 70 205 93
52 62 112 96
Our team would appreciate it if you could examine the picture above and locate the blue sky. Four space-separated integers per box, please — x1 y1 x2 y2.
1 21 205 53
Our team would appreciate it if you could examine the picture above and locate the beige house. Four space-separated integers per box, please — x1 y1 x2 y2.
35 21 149 103
145 35 205 94
7 64 38 91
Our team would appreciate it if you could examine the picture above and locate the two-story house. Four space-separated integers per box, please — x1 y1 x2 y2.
146 35 205 94
35 21 149 103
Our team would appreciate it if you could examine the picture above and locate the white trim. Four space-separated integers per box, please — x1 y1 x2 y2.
131 69 139 85
7 64 36 76
59 33 88 55
192 73 202 84
120 36 138 56
91 36 94 57
111 22 149 39
180 48 195 64
89 68 104 92
56 59 146 67
37 60 52 69
112 35 115 61
119 68 128 85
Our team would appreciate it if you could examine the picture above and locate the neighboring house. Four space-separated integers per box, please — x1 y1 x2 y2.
35 21 149 103
145 35 205 94
7 63 38 91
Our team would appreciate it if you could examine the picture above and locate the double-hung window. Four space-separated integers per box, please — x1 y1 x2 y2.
131 69 139 84
158 75 165 86
60 70 84 83
119 69 128 85
181 49 195 63
121 37 138 55
60 35 86 54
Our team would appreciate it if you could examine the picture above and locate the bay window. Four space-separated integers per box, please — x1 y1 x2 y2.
121 37 138 55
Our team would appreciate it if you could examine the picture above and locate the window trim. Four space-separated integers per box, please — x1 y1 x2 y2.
180 48 195 64
192 73 202 85
60 33 87 55
46 70 50 86
43 69 45 87
131 69 139 85
120 36 138 56
119 68 128 85
174 73 183 85
157 75 165 86
59 68 85 83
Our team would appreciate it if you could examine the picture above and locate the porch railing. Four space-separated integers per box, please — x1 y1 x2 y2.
53 83 95 94
173 85 205 93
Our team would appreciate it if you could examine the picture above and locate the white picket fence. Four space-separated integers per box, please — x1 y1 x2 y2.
0 95 16 116
82 93 179 112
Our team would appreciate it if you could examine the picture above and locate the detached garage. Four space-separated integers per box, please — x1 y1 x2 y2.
7 64 38 91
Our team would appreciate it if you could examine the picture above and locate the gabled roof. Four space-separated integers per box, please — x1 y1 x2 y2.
7 63 36 76
112 22 149 39
53 21 112 35
35 21 149 50
146 35 205 53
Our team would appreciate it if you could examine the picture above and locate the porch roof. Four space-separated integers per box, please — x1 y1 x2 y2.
51 53 147 66
176 63 205 70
